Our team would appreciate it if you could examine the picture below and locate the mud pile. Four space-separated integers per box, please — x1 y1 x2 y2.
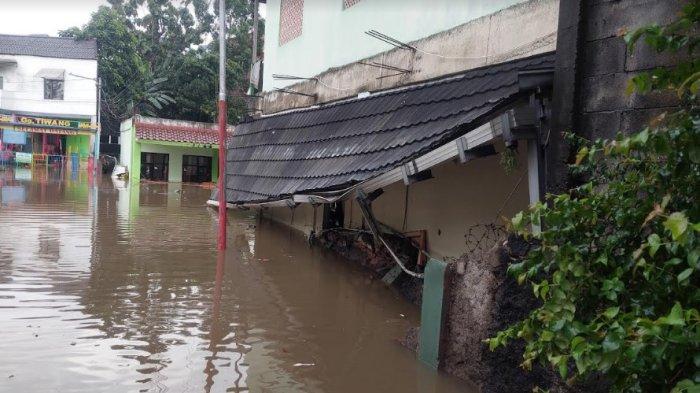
442 235 607 393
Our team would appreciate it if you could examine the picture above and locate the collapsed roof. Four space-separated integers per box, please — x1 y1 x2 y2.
226 52 555 205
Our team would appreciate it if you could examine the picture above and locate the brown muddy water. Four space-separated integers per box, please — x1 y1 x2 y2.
0 168 470 393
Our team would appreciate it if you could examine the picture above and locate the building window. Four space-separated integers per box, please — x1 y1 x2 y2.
182 155 212 183
44 79 64 100
343 0 361 9
141 152 169 181
279 0 303 45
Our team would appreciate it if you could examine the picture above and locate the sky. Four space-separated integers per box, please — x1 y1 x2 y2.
0 0 109 36
0 0 266 37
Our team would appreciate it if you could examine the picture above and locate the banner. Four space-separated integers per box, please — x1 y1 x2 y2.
0 114 95 135
14 152 32 164
1 130 27 145
16 115 94 130
14 126 84 136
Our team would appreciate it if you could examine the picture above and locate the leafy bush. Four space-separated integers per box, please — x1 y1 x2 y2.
487 2 700 392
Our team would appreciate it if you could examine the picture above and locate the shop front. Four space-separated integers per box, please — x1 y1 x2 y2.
0 113 95 169
120 115 233 184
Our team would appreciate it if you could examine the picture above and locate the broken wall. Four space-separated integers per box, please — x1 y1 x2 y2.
262 141 530 260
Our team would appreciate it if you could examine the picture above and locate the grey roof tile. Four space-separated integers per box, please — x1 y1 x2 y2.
0 34 97 60
227 52 555 204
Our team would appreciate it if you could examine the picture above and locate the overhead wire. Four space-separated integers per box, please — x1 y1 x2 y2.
367 30 557 61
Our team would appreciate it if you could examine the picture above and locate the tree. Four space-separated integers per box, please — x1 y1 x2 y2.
60 6 148 137
487 2 700 392
61 0 264 141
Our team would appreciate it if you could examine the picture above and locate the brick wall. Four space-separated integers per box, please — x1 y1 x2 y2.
548 0 687 192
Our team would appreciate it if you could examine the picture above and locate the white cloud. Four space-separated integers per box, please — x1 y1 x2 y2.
0 0 108 36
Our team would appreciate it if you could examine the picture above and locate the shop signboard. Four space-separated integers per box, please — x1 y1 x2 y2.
15 152 32 164
2 129 27 145
15 115 94 130
14 126 84 136
0 114 95 135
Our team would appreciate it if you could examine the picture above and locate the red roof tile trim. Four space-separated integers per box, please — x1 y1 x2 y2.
135 121 233 145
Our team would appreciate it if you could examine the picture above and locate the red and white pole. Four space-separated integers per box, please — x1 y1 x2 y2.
217 0 227 250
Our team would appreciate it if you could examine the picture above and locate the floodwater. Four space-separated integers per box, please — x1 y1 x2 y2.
0 167 470 393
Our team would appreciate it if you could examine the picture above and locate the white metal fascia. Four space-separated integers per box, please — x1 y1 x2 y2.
349 115 505 198
227 114 506 209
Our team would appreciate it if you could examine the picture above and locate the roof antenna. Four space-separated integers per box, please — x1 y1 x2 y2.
365 30 416 52
272 74 319 82
359 60 412 79
273 88 317 99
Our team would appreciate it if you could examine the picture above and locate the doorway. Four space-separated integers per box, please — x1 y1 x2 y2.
182 155 212 183
141 152 169 181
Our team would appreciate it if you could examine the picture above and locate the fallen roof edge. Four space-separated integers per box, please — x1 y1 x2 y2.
228 111 511 208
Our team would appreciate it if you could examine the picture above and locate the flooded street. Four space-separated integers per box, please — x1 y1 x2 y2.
0 168 468 392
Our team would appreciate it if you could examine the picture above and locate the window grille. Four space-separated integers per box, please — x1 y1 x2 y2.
343 0 361 9
279 0 303 45
44 79 64 100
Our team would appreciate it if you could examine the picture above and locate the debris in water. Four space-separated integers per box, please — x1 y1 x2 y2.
8 375 14 379
400 313 405 318
70 342 77 346
293 363 315 367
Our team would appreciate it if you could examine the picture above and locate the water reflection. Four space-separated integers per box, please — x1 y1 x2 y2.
0 167 470 392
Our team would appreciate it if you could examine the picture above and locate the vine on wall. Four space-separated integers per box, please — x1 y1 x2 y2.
487 2 700 392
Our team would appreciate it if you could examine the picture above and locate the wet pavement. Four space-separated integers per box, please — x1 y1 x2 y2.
0 168 470 392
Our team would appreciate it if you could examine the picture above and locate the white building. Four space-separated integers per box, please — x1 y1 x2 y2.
0 34 98 166
231 0 558 259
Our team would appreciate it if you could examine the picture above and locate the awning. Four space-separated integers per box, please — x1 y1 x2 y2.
0 57 17 66
35 68 65 80
225 52 555 205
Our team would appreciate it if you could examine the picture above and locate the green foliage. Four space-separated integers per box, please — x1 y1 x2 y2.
61 0 264 135
488 3 700 392
624 1 700 98
500 146 519 174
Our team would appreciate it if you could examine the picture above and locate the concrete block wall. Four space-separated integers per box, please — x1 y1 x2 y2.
547 0 688 192
578 0 686 141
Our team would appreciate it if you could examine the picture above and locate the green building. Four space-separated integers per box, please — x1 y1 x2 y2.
119 115 232 184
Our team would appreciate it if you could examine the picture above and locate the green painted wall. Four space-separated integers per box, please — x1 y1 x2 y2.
263 0 527 90
133 141 219 183
66 135 91 158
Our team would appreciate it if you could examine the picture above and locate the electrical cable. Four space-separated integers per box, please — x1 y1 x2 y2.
494 167 527 221
356 198 424 279
379 31 557 61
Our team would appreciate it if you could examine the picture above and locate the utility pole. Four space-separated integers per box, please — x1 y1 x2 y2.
247 0 260 95
96 77 102 176
217 0 228 250
70 73 101 177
